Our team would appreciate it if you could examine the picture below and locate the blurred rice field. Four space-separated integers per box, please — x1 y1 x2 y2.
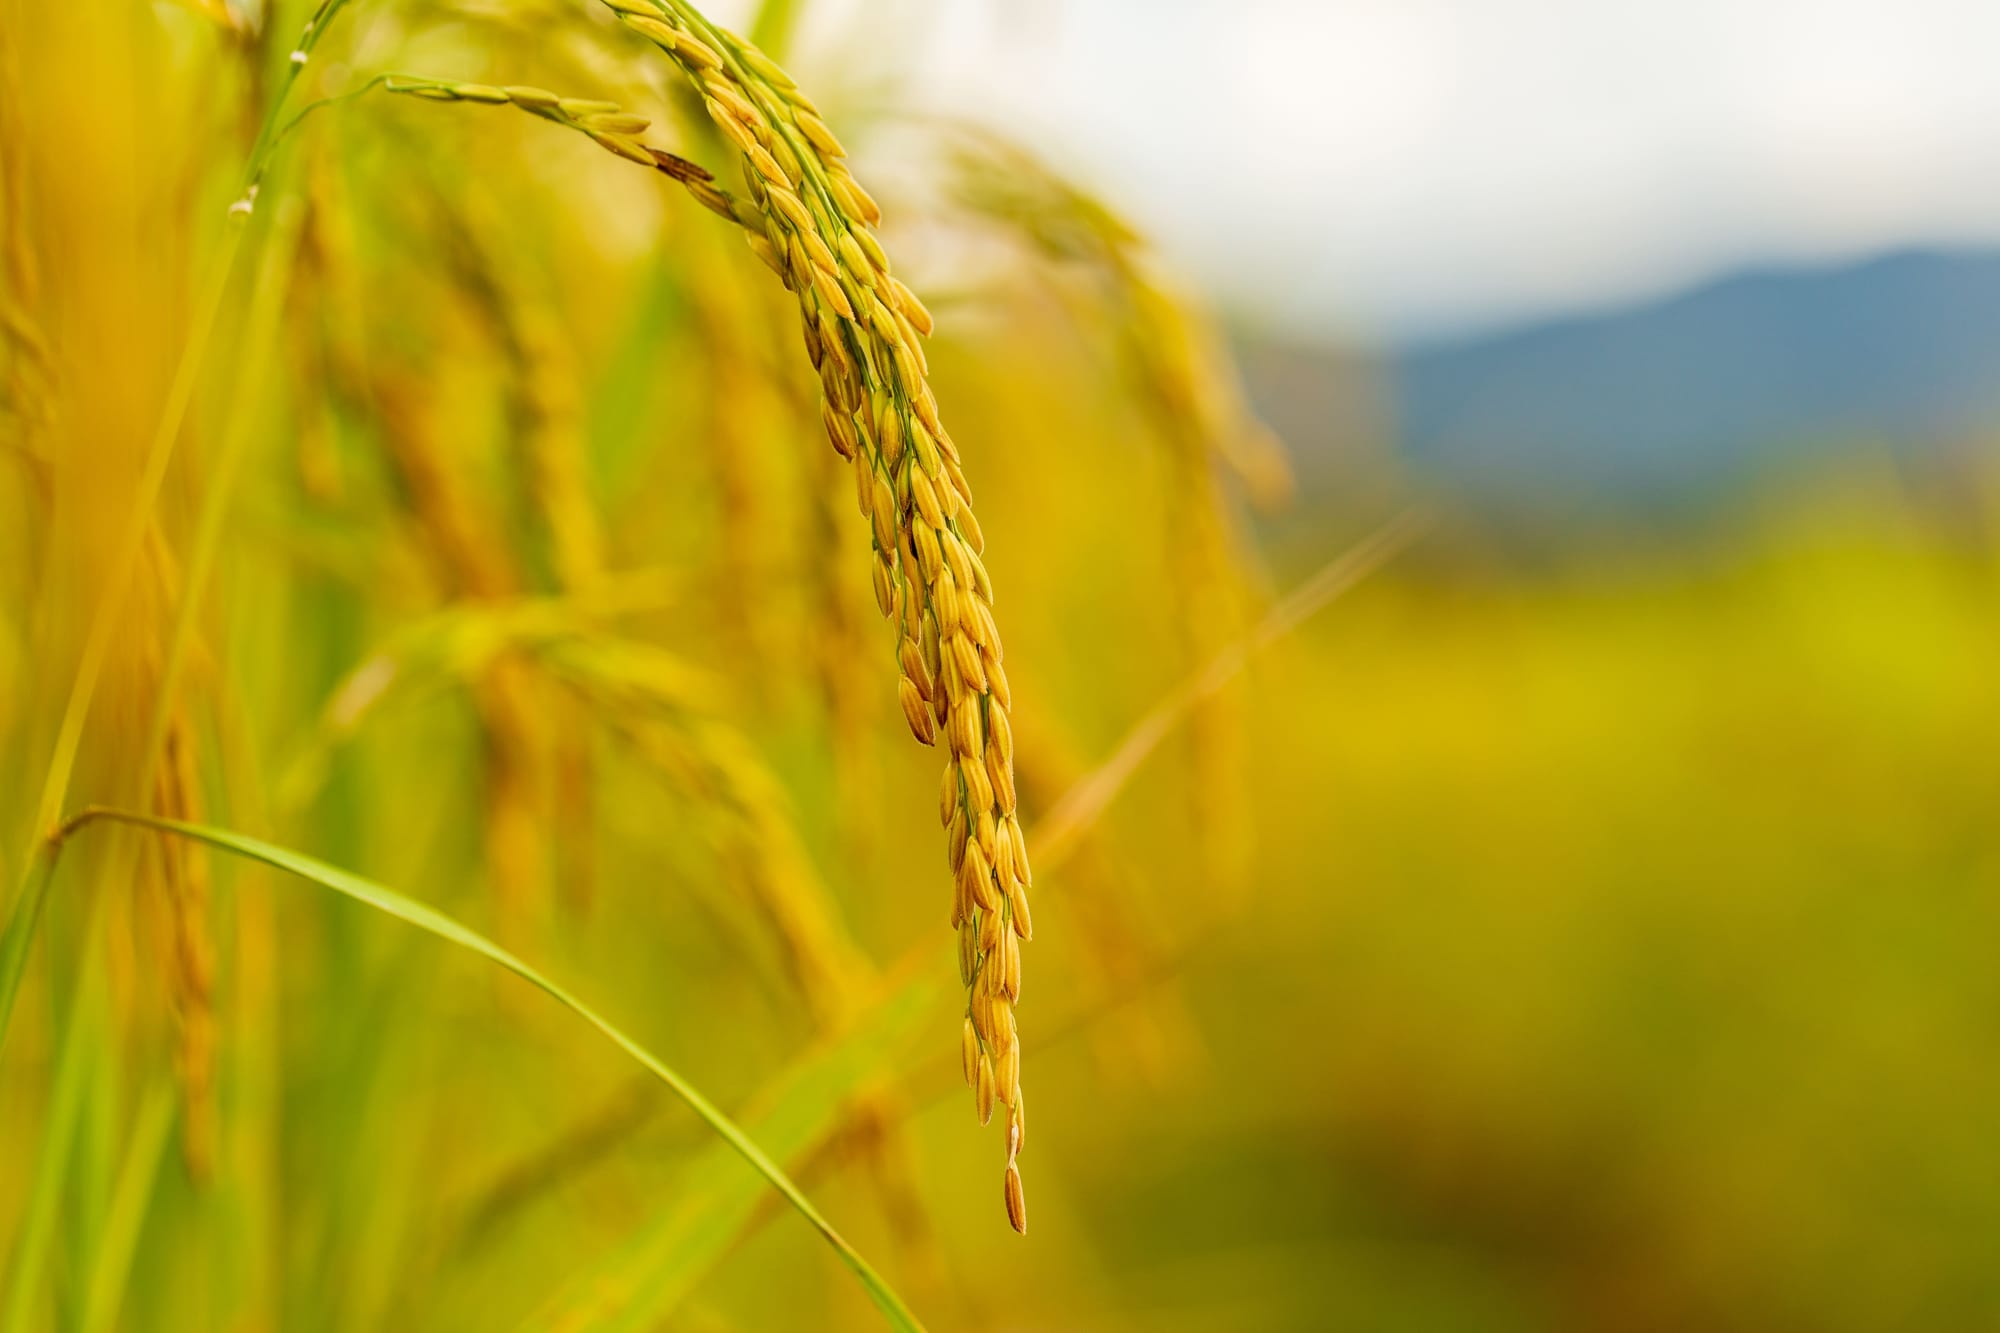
4 2 2000 1330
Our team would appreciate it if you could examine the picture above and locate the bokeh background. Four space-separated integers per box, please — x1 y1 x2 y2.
4 0 2000 1329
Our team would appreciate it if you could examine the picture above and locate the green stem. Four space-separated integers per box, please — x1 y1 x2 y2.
4 0 356 957
0 923 102 1331
240 0 356 197
0 9 359 1319
135 193 305 799
77 1081 176 1333
265 74 391 163
20 220 242 867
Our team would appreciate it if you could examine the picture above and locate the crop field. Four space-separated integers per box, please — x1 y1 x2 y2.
3 2 1998 1330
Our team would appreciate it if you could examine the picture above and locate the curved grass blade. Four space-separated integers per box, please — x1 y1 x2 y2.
51 808 928 1333
522 972 940 1331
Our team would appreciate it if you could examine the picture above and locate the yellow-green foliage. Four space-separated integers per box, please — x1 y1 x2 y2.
3 1 1997 1330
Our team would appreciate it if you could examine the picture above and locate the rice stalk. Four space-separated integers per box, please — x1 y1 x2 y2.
75 1080 175 1333
13 185 231 900
383 1 1039 1223
129 197 304 1197
591 0 1035 1227
0 39 352 1316
7 80 318 1333
0 0 349 954
802 1087 951 1314
0 957 99 1331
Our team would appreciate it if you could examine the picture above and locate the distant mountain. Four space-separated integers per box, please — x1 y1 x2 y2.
1243 249 2000 511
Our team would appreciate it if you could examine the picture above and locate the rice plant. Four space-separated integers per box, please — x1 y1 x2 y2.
0 0 1348 1327
14 3 1986 1329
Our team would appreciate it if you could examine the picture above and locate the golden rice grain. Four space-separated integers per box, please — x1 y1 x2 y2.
387 4 1041 1232
597 0 1038 1227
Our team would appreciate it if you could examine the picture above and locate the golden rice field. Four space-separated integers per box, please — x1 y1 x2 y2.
4 1 1999 1329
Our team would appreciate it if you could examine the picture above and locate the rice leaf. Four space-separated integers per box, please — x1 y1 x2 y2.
53 808 928 1333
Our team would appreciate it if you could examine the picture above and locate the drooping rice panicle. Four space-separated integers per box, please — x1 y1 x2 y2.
598 1 1035 1227
382 7 1036 1227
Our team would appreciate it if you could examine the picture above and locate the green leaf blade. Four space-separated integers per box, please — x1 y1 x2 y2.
55 808 927 1333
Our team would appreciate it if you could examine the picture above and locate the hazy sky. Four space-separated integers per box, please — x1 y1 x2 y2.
805 0 2000 340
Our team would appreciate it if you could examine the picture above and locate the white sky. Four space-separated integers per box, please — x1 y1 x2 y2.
780 0 2000 340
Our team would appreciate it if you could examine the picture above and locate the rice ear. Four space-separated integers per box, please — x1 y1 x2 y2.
391 0 1043 1232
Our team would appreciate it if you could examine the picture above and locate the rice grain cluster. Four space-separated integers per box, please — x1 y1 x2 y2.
385 0 1037 1233
603 0 1036 1230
